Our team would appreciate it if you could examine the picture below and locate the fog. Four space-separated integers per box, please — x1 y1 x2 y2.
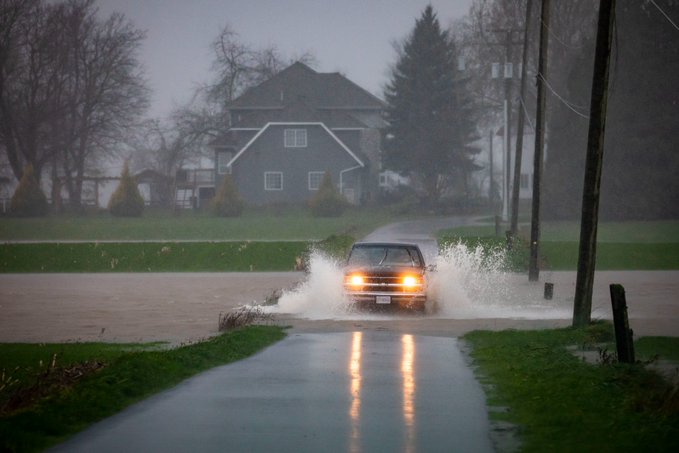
96 0 473 118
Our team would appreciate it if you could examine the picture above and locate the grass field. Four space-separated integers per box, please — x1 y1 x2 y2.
0 207 409 241
0 326 286 452
440 220 679 271
0 241 309 272
463 324 679 452
0 235 354 273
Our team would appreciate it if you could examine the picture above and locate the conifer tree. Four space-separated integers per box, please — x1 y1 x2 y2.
108 161 144 217
211 174 244 217
384 6 477 206
309 171 347 217
10 164 48 217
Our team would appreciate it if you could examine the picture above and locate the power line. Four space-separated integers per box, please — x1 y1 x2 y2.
518 95 535 131
649 0 679 31
537 73 590 119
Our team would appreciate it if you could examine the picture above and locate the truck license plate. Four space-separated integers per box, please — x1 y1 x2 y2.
376 296 391 304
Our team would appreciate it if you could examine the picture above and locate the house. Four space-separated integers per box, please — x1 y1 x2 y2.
180 62 386 208
471 127 538 202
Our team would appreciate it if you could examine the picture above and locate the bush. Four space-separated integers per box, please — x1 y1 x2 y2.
108 162 144 217
309 171 347 217
10 164 48 217
211 174 244 217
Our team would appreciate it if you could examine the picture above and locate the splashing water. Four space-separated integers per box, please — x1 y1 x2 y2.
428 242 510 318
273 251 350 318
268 243 569 320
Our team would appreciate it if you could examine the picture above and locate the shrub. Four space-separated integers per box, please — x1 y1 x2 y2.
108 162 144 217
10 164 48 217
211 174 244 217
309 171 347 217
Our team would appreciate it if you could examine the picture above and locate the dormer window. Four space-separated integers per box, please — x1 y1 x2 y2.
284 129 307 148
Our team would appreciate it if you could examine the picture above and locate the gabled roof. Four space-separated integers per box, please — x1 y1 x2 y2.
230 97 368 129
226 122 365 168
227 62 385 110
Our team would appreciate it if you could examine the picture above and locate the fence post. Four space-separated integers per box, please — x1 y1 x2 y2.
609 283 635 363
544 282 554 300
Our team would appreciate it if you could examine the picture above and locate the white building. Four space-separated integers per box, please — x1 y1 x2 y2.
471 127 542 204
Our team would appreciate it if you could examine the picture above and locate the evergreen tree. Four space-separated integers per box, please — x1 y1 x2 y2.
211 174 244 217
309 171 347 217
108 161 144 217
384 6 477 206
10 164 48 217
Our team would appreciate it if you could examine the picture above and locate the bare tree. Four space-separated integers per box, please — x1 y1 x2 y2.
206 23 316 105
0 0 67 182
157 23 317 181
0 0 149 210
57 1 149 209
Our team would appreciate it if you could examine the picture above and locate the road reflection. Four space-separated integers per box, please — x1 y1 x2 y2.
348 332 416 452
402 334 416 453
349 331 362 453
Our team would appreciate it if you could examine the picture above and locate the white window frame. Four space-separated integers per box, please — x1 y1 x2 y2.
284 129 307 148
308 171 325 191
217 151 233 175
264 172 283 191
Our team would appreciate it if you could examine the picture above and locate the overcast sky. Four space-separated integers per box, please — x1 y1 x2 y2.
96 0 473 118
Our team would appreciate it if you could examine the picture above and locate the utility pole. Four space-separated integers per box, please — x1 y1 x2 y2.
573 0 617 328
489 129 495 208
490 29 522 223
510 0 534 237
528 0 550 282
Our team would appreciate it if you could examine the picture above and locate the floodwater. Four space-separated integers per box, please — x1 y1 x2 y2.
268 245 573 321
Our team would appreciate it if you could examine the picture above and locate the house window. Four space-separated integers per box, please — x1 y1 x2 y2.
217 151 233 175
264 172 283 191
308 172 325 191
284 129 307 148
379 173 389 187
520 173 530 189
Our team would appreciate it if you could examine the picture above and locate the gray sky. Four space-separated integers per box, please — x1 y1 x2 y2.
97 0 473 118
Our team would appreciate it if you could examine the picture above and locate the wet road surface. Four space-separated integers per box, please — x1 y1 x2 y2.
50 332 493 453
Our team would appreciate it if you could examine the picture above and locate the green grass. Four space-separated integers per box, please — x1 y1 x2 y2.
0 326 286 452
444 220 679 243
540 242 679 270
463 325 679 452
0 241 309 272
0 234 354 273
635 337 679 361
0 207 407 241
440 220 679 270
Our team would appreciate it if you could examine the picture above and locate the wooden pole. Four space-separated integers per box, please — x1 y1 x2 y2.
572 0 617 327
510 0 534 236
610 284 635 363
528 0 550 282
489 129 495 209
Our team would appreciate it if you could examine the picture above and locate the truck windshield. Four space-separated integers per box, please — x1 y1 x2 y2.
347 245 422 267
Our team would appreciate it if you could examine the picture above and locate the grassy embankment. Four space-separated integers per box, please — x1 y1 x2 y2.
0 326 285 453
440 220 679 270
0 208 385 272
463 324 679 452
0 206 401 241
